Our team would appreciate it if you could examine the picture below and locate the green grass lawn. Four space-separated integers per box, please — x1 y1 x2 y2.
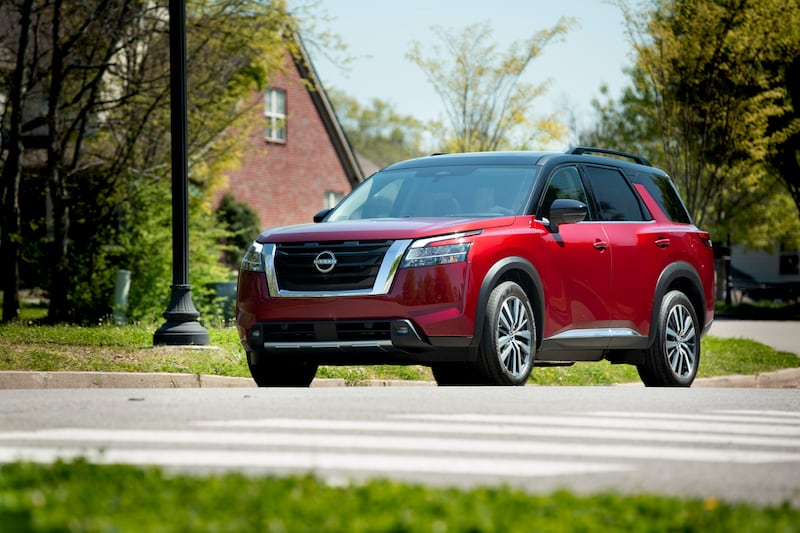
2 460 798 532
0 321 797 385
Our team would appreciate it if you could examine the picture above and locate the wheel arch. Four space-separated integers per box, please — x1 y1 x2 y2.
649 261 707 346
473 257 545 350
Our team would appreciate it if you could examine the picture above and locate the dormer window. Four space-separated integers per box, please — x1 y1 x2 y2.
265 88 286 142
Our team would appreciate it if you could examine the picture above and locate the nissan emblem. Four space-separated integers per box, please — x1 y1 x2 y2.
313 250 337 273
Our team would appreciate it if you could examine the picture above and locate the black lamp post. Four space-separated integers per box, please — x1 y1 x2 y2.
153 0 209 346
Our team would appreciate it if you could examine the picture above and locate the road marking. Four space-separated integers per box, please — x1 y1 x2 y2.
712 410 800 420
1 410 797 480
0 428 798 464
0 446 628 478
394 413 800 437
200 417 800 448
593 411 800 426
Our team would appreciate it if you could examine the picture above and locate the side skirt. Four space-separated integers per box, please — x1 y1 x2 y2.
537 328 648 363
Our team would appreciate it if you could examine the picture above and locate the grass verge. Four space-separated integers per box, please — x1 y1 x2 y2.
0 322 797 385
2 460 798 532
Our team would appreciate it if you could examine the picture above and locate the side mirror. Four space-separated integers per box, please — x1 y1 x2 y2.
548 198 588 232
313 208 332 223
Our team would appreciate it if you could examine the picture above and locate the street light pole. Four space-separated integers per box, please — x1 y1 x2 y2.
153 0 209 346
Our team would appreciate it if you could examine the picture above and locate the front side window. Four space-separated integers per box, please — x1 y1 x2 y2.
540 165 590 220
325 164 538 222
265 88 286 142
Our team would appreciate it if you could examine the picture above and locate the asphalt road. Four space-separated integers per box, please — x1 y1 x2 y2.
0 386 798 508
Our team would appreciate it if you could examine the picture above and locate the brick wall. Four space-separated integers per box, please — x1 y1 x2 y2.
224 51 354 231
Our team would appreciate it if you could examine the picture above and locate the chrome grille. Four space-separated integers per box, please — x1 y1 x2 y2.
274 240 394 292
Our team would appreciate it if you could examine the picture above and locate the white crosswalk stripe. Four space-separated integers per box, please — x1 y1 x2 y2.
0 410 797 480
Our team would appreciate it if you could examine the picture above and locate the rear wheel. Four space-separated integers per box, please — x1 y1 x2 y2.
637 290 700 387
476 281 536 386
247 355 318 387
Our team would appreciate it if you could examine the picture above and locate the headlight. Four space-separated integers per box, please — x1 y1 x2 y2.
400 232 478 268
240 242 265 272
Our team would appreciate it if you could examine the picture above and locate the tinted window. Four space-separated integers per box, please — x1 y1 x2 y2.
583 166 645 222
631 172 692 224
326 164 538 221
540 166 589 219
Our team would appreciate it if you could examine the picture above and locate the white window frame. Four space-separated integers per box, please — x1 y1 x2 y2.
264 88 286 142
325 190 344 209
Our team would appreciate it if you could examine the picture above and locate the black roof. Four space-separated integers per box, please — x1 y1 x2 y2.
384 151 551 171
382 148 661 175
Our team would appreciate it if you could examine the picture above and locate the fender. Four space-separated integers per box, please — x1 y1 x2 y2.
648 261 706 346
472 256 545 350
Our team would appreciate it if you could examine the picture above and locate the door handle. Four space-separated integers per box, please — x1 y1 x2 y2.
655 237 671 248
593 239 609 251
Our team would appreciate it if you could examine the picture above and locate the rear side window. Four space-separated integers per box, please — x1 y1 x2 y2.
583 165 646 222
632 172 693 224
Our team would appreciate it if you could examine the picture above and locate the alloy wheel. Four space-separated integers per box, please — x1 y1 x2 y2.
496 295 533 379
664 303 697 379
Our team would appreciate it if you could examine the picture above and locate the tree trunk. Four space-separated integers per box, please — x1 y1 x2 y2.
0 147 22 324
46 0 71 323
0 0 34 323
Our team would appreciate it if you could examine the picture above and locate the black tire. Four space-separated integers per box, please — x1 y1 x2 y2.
247 356 318 387
476 281 536 386
431 363 491 386
637 290 700 387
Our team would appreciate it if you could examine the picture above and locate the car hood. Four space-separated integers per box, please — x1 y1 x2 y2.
256 217 516 243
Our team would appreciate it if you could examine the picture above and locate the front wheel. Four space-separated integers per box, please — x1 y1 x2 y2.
476 281 536 386
637 290 700 387
247 355 318 387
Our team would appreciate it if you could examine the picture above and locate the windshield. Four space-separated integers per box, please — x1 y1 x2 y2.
326 164 539 221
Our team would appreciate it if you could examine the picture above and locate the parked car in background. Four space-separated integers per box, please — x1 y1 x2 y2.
236 147 715 387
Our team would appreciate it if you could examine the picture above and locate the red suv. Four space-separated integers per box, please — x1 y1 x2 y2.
236 148 715 387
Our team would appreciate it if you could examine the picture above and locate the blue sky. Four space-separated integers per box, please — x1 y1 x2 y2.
303 0 635 147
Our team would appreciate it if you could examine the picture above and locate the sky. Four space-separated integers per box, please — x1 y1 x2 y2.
303 0 635 149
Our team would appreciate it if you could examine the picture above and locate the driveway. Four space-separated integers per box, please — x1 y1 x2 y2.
710 319 799 357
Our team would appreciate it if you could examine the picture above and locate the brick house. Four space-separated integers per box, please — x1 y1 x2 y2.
222 37 374 230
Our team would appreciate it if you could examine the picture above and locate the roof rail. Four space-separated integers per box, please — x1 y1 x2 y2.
567 146 651 167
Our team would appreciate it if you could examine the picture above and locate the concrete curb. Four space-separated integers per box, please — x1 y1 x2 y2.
693 367 800 389
0 369 797 389
0 371 439 389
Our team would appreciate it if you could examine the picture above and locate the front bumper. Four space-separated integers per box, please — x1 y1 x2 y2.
243 318 474 365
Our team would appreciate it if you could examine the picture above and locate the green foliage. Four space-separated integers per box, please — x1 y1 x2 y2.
1 460 798 532
327 89 427 167
585 0 800 248
0 0 330 324
215 192 262 269
406 19 575 152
